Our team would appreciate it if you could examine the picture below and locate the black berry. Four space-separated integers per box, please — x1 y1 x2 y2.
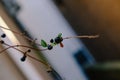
55 37 63 43
0 40 4 44
27 49 31 52
50 39 54 43
1 33 6 38
20 55 26 62
47 45 53 50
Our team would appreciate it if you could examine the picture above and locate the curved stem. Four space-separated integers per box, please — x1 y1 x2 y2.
27 54 50 67
0 46 12 54
1 42 49 67
15 44 48 51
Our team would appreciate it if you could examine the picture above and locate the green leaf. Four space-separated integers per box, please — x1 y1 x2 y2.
41 39 47 47
58 33 62 37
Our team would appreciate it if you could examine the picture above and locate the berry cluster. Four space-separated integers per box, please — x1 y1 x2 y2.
48 36 63 50
40 33 64 50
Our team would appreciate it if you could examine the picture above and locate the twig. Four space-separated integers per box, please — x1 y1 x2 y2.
0 42 49 67
63 35 99 39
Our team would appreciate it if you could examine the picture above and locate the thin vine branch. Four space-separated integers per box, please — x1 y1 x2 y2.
0 25 99 72
1 41 50 67
0 26 99 46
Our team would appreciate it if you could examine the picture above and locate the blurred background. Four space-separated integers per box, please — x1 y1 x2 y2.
0 0 120 80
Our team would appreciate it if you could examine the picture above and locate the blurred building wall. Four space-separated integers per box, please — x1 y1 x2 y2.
14 0 92 80
56 0 120 62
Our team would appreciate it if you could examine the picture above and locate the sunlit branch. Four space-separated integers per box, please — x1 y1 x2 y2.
0 26 41 46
